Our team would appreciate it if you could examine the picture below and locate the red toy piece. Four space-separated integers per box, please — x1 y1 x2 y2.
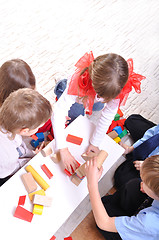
31 134 38 140
117 108 123 117
18 195 26 206
64 160 80 177
41 164 53 179
66 134 83 145
14 205 34 222
50 236 56 240
64 237 72 240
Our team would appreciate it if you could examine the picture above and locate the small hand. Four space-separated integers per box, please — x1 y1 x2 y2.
60 148 79 174
33 141 45 154
86 144 100 155
133 160 143 171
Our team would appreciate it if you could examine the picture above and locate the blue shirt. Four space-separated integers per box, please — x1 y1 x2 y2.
133 125 159 157
115 200 159 240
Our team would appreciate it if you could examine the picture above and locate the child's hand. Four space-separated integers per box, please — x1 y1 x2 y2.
86 144 100 155
119 141 134 155
33 141 45 154
133 160 143 171
85 158 103 190
60 148 79 174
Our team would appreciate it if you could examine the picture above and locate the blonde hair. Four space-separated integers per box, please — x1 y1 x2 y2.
0 88 52 137
89 53 129 101
0 59 36 107
140 155 159 197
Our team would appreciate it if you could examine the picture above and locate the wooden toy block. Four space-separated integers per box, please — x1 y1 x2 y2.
41 144 53 157
33 194 52 207
21 172 37 193
50 236 56 240
71 174 82 186
81 151 97 161
31 134 38 140
113 126 122 135
18 195 26 206
64 169 72 177
64 237 72 240
118 129 128 138
29 189 45 201
36 132 45 142
66 134 83 145
50 151 61 163
113 136 121 143
33 204 43 215
14 205 34 222
47 133 54 141
107 130 118 139
41 164 53 179
75 163 86 179
117 108 123 117
25 165 50 191
114 113 120 121
31 139 39 148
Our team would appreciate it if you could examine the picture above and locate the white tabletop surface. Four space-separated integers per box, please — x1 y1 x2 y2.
0 115 124 240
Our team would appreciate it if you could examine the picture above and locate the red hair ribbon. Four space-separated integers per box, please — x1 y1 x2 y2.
116 58 146 106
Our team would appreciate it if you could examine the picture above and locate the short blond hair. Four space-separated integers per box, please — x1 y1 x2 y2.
0 88 52 136
140 155 159 197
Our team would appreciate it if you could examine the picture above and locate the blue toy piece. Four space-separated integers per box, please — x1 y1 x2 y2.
31 139 39 148
112 126 122 135
35 132 44 142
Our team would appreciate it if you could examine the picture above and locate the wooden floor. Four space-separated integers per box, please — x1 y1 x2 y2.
70 187 116 240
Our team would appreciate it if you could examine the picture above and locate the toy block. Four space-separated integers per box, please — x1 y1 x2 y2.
66 134 83 145
41 144 53 157
114 113 120 121
41 164 53 179
118 129 128 138
117 108 123 117
113 136 121 143
71 174 82 186
64 237 72 240
31 139 39 148
47 134 54 141
31 134 38 140
50 151 61 163
81 151 97 161
33 194 52 207
14 205 33 222
25 165 50 191
21 172 37 193
29 189 45 201
18 195 26 206
96 150 108 169
107 130 118 139
113 126 122 135
75 163 86 179
33 204 43 215
64 169 72 177
50 236 56 240
36 132 45 142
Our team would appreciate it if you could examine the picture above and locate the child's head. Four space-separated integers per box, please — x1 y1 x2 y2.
140 155 159 200
0 59 36 107
0 88 52 137
89 53 129 102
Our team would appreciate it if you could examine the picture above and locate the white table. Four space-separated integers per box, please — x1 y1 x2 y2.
0 115 124 240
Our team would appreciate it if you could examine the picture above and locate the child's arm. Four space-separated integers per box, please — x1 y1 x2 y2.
119 141 134 154
85 159 117 232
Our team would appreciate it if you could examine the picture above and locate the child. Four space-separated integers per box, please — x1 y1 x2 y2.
52 52 145 173
0 59 53 136
0 88 52 186
114 124 159 189
85 155 159 240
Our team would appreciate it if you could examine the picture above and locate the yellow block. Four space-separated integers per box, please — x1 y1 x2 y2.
29 189 45 201
25 165 49 191
33 204 43 215
113 137 121 143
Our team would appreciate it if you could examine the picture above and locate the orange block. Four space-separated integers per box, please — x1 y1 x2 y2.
14 206 33 222
117 108 123 117
66 134 83 145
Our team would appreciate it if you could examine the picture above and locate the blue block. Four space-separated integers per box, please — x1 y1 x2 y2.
31 139 39 148
35 132 44 142
112 126 122 135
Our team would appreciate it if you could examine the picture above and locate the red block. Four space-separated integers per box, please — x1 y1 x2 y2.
64 169 72 177
47 134 54 141
41 164 53 179
31 134 38 140
117 108 123 117
64 237 72 240
14 206 33 222
18 195 26 206
66 134 83 145
50 236 56 240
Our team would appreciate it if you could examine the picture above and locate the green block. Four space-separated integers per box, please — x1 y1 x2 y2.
119 129 128 138
114 113 120 121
